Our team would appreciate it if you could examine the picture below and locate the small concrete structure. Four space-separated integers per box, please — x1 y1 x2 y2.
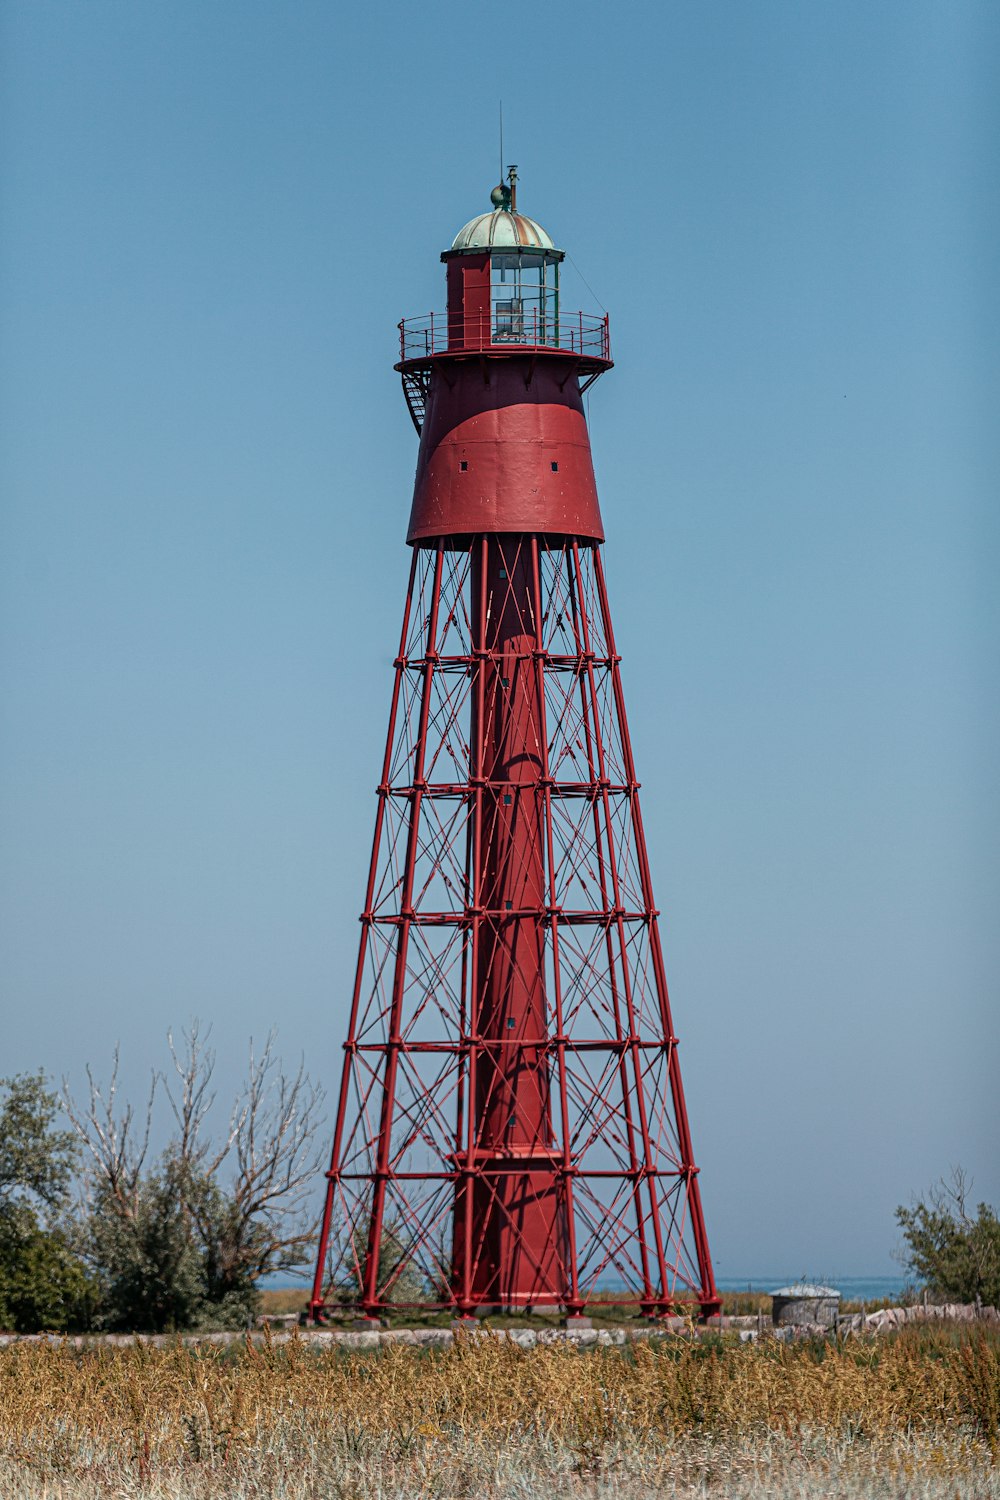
771 1284 840 1328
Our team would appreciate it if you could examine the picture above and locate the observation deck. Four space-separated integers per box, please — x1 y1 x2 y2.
395 309 612 434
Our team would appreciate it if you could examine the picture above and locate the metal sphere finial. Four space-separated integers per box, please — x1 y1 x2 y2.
490 182 511 210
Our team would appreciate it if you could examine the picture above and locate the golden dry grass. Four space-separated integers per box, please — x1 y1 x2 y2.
258 1287 309 1318
1 1322 997 1497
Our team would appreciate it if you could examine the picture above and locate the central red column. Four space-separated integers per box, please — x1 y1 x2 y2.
453 537 565 1310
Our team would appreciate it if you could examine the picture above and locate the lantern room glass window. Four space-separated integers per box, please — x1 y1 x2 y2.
491 251 560 346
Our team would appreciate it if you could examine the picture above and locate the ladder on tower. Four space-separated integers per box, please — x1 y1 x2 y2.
400 370 429 434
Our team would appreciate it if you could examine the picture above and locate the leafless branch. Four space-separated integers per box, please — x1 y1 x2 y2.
162 1022 238 1179
228 1032 326 1277
930 1166 974 1228
62 1048 156 1220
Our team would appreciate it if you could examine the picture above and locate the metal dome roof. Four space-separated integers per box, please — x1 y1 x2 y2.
449 207 559 255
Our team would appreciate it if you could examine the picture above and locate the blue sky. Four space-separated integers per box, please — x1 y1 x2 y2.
1 0 997 1280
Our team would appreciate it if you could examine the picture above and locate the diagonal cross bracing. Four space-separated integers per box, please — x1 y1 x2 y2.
311 539 718 1319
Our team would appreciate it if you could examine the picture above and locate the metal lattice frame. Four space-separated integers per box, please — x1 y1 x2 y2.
310 535 718 1318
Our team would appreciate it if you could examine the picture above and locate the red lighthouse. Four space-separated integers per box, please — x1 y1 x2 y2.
311 172 720 1322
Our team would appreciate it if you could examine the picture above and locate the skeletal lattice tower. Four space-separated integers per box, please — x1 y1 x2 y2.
311 176 720 1322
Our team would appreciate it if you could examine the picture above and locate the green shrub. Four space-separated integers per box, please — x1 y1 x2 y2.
897 1169 1000 1308
0 1073 93 1332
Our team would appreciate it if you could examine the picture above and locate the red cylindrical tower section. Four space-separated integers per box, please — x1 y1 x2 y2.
451 537 565 1309
407 358 604 543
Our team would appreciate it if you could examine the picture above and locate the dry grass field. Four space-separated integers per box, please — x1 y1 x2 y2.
1 1322 997 1498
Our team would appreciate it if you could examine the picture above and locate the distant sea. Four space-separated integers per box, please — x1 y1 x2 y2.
267 1274 909 1302
716 1275 906 1302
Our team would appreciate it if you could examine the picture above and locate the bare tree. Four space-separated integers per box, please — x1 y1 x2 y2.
228 1032 326 1275
160 1024 326 1282
63 1026 326 1329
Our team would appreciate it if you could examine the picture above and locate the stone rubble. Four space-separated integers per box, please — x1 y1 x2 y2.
0 1301 996 1351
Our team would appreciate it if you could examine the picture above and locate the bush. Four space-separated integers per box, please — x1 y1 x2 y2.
0 1073 93 1332
334 1219 430 1309
896 1168 1000 1308
0 1213 95 1332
